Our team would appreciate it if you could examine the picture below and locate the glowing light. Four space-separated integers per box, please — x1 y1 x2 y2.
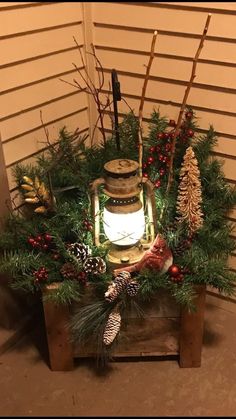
103 207 145 246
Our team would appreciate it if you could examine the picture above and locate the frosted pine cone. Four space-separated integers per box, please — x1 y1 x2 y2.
114 271 131 292
126 280 140 297
67 242 91 263
103 309 121 346
105 271 131 302
83 256 106 275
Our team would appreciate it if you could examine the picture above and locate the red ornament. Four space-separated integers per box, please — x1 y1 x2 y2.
155 180 161 188
149 146 156 153
158 154 164 162
168 264 180 277
187 129 194 137
169 119 176 127
143 172 148 178
147 156 155 165
159 168 165 177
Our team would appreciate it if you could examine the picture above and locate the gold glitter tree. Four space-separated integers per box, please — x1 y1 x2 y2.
176 146 204 235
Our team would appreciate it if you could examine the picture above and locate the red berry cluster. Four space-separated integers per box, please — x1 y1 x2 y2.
143 110 195 188
83 219 93 232
28 233 52 251
168 264 190 284
33 266 48 282
143 130 172 188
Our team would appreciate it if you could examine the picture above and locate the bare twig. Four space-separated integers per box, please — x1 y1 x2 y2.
165 14 211 196
138 30 158 179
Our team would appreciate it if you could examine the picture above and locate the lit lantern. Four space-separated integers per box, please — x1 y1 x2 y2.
91 159 156 267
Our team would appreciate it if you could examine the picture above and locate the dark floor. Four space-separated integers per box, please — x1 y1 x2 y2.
0 302 236 417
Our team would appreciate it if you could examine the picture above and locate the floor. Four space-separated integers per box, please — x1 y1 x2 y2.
0 301 236 417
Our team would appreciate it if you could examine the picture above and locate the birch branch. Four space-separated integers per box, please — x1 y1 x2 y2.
138 30 158 179
165 13 211 195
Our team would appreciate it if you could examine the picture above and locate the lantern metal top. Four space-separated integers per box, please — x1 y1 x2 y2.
104 159 139 176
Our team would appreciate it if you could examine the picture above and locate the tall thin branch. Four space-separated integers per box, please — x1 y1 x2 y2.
138 30 158 179
165 13 211 196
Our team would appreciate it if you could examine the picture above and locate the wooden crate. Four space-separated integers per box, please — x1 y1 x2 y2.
42 284 206 371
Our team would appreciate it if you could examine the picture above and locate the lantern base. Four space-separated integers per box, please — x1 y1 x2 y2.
107 242 146 269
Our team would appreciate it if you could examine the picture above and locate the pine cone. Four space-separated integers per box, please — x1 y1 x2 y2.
83 256 106 275
173 238 192 257
67 242 91 263
126 280 140 297
114 271 131 292
60 262 80 280
103 309 121 346
105 271 131 302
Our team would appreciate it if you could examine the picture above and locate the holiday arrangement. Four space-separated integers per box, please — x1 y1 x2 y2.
0 14 236 355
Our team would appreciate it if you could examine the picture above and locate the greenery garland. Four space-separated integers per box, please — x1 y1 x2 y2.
0 108 236 355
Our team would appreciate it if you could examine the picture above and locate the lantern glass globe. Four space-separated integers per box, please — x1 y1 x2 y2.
103 207 145 246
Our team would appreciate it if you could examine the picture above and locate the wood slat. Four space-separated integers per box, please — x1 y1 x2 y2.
0 71 85 120
96 48 236 91
98 91 236 140
100 72 236 114
1 94 88 143
0 2 82 37
0 49 84 93
94 26 236 64
93 2 236 38
3 110 88 168
1 23 83 68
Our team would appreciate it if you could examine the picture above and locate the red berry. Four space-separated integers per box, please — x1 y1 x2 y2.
43 244 48 251
142 163 147 169
147 156 154 165
155 180 161 188
149 146 156 153
187 129 194 137
185 111 193 119
165 143 171 152
143 173 148 178
169 132 176 140
164 132 169 139
158 154 164 162
157 132 164 140
169 119 176 127
52 253 60 260
86 223 93 232
44 234 52 242
156 145 161 153
159 168 165 176
28 237 35 245
32 241 39 248
162 156 167 163
35 235 43 242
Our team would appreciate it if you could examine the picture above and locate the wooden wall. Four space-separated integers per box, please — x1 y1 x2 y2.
0 2 89 209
